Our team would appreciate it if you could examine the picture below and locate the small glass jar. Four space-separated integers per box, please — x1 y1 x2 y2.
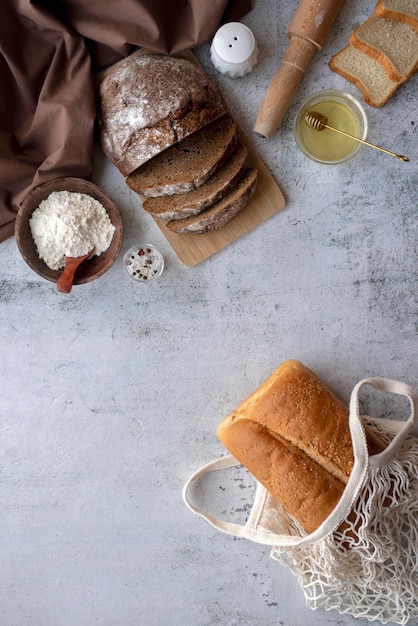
293 89 368 165
123 244 164 283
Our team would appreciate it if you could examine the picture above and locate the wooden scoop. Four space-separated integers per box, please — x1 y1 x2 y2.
254 0 345 138
57 249 94 293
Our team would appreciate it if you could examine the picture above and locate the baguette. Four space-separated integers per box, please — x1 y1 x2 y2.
218 414 346 533
217 360 386 533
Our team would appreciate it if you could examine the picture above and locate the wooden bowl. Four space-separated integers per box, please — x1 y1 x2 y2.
15 177 123 285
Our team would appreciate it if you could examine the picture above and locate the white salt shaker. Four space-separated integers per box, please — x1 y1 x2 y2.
210 22 258 78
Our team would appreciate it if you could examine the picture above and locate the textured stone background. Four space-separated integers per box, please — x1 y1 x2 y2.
1 0 417 624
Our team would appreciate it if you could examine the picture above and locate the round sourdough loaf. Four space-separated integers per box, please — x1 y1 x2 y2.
97 53 227 176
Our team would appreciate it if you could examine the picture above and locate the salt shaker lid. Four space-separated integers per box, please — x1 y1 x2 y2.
210 22 258 78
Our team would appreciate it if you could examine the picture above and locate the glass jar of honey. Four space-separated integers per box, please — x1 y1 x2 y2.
294 89 368 164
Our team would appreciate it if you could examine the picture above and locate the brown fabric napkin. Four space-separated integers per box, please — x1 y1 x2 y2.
0 0 253 244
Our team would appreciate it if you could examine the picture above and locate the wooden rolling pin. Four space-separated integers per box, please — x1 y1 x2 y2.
253 0 345 138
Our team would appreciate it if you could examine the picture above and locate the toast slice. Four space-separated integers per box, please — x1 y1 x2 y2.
375 0 418 30
329 44 401 106
350 15 418 81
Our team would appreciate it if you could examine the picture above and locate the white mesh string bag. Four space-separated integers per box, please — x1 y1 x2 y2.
183 377 418 625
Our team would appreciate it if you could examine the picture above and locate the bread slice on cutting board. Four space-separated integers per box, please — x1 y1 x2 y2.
126 114 238 198
165 167 258 234
142 142 249 221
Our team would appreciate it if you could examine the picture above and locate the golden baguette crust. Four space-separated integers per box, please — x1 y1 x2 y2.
217 416 345 533
217 359 386 533
220 360 355 483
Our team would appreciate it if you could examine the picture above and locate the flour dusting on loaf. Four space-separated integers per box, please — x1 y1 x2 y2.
97 53 227 176
97 51 259 235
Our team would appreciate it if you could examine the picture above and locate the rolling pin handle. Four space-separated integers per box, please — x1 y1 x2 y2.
253 0 345 138
253 36 316 138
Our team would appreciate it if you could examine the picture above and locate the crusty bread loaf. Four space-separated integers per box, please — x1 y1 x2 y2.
217 360 386 532
219 416 346 533
350 15 418 81
97 51 259 236
329 44 401 107
126 115 238 198
165 167 257 234
142 142 249 221
375 0 418 30
97 53 227 176
219 360 355 483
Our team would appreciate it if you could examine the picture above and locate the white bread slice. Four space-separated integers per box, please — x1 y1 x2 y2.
350 15 418 81
329 44 402 106
166 167 257 234
142 142 248 221
375 0 418 31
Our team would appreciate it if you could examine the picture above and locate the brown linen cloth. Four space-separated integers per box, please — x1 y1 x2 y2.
0 0 253 243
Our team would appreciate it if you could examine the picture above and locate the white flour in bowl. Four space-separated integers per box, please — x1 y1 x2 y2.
29 190 115 270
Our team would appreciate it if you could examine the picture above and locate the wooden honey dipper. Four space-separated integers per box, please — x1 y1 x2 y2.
305 111 410 162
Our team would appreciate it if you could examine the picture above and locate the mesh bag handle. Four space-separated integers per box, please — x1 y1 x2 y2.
351 377 417 466
183 377 417 547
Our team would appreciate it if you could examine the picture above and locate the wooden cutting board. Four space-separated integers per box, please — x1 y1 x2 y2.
97 49 286 267
155 127 286 267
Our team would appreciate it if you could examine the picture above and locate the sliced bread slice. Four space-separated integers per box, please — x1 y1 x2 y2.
329 44 401 106
126 115 237 198
350 15 418 81
142 142 248 221
165 167 258 234
375 0 418 31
